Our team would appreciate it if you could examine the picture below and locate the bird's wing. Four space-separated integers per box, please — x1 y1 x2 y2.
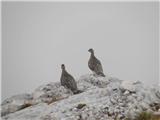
60 75 65 86
88 61 94 71
94 57 103 73
66 73 77 90
89 56 100 71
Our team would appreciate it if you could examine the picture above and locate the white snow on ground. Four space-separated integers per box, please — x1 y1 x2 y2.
1 74 160 120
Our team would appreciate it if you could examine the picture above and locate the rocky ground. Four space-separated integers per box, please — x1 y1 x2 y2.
1 74 160 120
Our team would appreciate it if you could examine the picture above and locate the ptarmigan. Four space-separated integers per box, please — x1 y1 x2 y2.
88 48 105 77
60 64 80 94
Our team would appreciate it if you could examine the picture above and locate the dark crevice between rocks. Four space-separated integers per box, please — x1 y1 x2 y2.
76 103 86 109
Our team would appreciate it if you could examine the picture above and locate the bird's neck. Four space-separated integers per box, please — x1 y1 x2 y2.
62 69 68 75
91 52 95 57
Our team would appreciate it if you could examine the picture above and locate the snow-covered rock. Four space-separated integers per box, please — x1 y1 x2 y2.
1 74 160 120
1 94 33 116
32 82 73 104
2 103 49 120
120 80 142 93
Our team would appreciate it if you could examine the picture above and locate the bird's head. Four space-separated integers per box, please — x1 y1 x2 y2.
61 64 65 70
88 48 94 54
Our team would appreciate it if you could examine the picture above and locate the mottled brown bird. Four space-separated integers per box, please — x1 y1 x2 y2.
88 48 105 77
60 64 79 94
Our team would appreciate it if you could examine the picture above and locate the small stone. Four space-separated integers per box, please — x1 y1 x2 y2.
124 90 130 95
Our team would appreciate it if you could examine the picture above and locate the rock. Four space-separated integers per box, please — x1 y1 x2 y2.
1 94 33 117
120 80 141 93
32 82 72 104
76 103 86 109
2 103 48 120
123 90 130 95
152 112 160 120
78 74 109 89
1 74 160 120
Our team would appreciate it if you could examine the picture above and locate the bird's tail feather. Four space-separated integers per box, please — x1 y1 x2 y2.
73 90 83 94
101 73 105 77
98 72 105 77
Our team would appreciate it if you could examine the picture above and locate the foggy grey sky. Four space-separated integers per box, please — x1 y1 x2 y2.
2 2 159 101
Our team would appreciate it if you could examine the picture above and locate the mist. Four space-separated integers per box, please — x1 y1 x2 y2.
2 2 159 101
